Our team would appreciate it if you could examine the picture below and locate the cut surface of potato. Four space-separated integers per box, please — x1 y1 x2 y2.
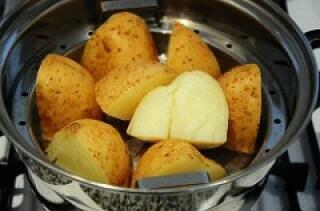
95 62 176 120
167 22 221 78
36 54 101 141
218 64 262 154
127 71 229 149
81 12 157 81
46 119 131 186
132 140 226 187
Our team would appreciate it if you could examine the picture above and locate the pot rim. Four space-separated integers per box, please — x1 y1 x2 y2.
0 0 317 194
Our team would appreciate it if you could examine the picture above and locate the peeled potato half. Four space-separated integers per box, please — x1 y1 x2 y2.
167 22 221 78
46 119 131 186
132 140 226 187
218 64 262 154
95 62 176 120
36 54 101 141
127 71 229 148
81 12 157 81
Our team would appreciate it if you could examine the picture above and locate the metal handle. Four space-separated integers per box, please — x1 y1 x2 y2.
0 135 10 165
305 30 320 189
95 0 159 23
136 171 211 189
305 30 320 108
305 30 320 50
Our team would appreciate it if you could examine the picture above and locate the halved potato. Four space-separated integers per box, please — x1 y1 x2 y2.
36 54 101 141
95 62 176 120
132 140 226 187
127 71 229 149
167 22 221 78
46 119 131 186
81 12 157 81
218 64 262 154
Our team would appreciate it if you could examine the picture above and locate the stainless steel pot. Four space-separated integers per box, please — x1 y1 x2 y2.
0 0 318 210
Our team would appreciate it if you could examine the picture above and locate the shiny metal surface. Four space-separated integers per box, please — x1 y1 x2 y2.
0 0 317 210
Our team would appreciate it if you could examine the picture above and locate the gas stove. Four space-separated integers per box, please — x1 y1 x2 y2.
0 0 320 211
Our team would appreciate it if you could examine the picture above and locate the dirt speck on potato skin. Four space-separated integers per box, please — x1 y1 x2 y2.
131 140 225 187
167 22 221 78
218 64 261 154
66 122 81 133
81 12 158 81
52 119 131 187
36 54 102 141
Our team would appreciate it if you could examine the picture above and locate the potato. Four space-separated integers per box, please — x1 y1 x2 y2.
46 119 131 186
95 62 176 120
218 64 262 154
36 54 101 141
167 22 221 78
132 140 226 187
81 12 158 81
127 71 229 149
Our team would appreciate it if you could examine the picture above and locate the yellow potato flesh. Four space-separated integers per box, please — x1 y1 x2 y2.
95 62 176 120
127 71 229 149
47 131 108 184
105 71 176 120
169 71 229 148
126 86 172 140
46 119 131 186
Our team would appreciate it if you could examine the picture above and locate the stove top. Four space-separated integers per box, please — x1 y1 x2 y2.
1 0 320 211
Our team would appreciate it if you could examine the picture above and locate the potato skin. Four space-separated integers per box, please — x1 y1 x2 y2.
46 119 131 186
95 62 176 120
81 12 158 81
132 140 226 187
36 54 101 141
167 22 221 78
218 64 261 154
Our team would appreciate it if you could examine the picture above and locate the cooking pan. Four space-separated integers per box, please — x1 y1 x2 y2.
0 0 318 210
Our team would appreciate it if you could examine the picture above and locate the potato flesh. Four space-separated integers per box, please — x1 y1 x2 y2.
127 71 229 148
46 119 131 186
47 131 108 184
95 63 176 120
167 23 221 78
132 140 226 187
127 86 173 140
170 71 229 147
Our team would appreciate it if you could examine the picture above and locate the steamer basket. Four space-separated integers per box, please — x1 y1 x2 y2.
0 0 317 210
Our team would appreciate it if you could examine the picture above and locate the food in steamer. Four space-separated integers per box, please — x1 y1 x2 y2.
36 12 262 187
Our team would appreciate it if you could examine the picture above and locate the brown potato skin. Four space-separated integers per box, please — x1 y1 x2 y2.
167 22 221 78
36 54 102 141
81 12 158 81
132 140 226 187
47 119 131 186
218 64 261 154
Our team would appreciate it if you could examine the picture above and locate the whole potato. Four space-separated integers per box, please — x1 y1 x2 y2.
81 12 158 81
218 64 262 154
36 54 101 141
46 119 131 186
132 140 226 187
